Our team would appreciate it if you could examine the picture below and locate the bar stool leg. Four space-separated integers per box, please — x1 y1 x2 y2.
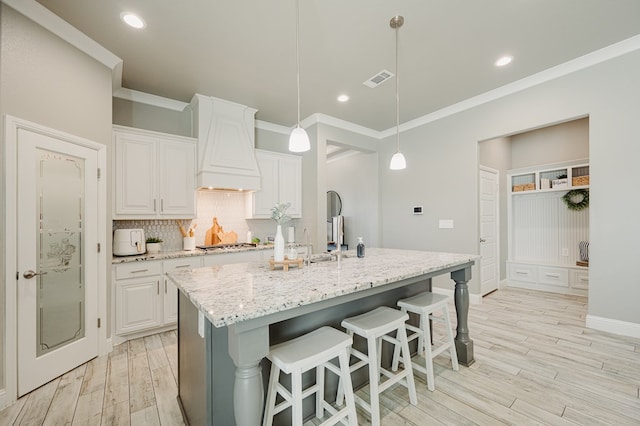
316 364 324 419
423 312 435 392
338 350 358 426
398 325 418 405
443 308 459 371
291 370 303 426
367 336 381 426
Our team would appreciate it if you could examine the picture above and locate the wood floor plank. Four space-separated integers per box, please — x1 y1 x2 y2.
13 378 60 426
3 288 640 426
42 365 86 426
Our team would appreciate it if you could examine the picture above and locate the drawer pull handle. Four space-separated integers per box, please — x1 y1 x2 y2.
130 269 149 274
545 274 560 279
579 277 588 282
175 265 191 269
516 271 528 275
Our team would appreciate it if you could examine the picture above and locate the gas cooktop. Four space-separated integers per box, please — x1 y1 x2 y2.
196 243 257 251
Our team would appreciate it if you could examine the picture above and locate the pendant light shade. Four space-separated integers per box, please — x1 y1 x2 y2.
389 151 407 170
289 0 310 153
389 15 406 170
289 126 310 152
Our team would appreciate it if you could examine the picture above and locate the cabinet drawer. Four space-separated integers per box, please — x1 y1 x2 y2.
164 257 202 272
571 270 589 290
538 266 569 287
509 263 537 283
115 261 162 280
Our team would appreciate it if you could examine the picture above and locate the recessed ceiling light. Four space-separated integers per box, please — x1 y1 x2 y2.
121 12 145 29
337 94 349 103
495 55 513 67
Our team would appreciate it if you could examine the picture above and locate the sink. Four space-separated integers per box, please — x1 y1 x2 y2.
309 253 349 263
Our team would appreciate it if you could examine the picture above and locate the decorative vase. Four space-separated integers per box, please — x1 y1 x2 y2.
274 225 285 262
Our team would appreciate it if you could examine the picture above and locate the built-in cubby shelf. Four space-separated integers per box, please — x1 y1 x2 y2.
507 159 590 296
509 161 589 194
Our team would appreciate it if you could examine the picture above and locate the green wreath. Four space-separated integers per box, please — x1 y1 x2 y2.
562 189 589 211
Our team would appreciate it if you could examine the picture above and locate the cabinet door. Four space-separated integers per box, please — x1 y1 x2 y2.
116 277 162 335
278 155 302 218
159 140 196 217
250 152 279 218
163 258 202 325
114 132 157 215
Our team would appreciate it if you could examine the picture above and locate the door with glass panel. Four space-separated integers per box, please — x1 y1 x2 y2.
17 128 99 396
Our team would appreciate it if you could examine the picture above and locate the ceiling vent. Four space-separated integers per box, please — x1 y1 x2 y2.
363 69 394 88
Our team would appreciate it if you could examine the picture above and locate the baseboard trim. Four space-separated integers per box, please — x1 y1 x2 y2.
432 287 483 304
586 315 640 339
0 389 6 410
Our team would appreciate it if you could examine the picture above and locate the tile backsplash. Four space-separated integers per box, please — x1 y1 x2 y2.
113 190 301 252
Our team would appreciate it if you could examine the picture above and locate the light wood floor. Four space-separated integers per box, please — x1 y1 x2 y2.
1 288 639 425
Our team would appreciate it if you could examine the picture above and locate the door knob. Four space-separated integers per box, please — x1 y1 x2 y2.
479 238 486 243
23 270 47 279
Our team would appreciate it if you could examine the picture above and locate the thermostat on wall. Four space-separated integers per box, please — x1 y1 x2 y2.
413 206 423 215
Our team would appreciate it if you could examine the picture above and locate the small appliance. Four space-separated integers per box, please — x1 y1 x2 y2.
113 228 146 256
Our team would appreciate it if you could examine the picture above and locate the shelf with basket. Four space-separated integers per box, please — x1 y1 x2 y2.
509 161 589 194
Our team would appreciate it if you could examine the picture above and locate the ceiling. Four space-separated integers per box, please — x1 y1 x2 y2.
35 0 640 132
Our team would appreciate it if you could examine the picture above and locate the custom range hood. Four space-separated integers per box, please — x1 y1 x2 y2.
189 94 261 191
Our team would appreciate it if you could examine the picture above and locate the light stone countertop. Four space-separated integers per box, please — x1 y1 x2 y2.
111 244 278 264
166 248 479 328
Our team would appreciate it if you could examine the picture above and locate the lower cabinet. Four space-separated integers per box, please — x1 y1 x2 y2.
507 261 588 295
115 257 201 337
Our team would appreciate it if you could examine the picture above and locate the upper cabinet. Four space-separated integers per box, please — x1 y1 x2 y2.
113 125 197 218
246 149 302 219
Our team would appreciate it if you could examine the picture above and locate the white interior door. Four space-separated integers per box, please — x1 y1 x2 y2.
16 128 99 396
479 167 499 295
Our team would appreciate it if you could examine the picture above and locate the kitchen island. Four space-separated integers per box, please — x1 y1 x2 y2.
167 248 478 426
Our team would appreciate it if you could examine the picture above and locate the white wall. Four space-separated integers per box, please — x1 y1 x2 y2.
113 98 191 137
0 3 113 401
327 151 379 250
378 48 640 331
511 117 589 168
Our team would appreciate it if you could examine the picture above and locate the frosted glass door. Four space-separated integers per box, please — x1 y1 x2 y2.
17 128 98 396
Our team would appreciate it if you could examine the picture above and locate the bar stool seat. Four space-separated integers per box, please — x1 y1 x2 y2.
337 306 417 426
263 326 358 426
392 292 459 391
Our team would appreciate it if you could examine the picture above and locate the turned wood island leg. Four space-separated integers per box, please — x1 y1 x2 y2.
451 267 475 366
227 323 269 426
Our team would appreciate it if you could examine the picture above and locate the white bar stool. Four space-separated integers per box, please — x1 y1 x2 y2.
336 307 417 426
263 326 358 426
392 292 459 391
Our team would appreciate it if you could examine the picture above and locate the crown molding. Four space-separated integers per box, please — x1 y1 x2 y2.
255 120 290 135
2 0 123 89
380 33 640 139
113 87 189 111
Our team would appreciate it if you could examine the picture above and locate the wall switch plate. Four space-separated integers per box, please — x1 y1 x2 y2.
439 219 454 229
413 206 423 215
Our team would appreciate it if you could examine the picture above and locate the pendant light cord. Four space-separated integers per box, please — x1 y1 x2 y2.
395 24 400 152
296 0 301 127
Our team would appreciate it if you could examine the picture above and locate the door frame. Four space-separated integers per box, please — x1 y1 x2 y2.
3 115 109 406
478 165 500 295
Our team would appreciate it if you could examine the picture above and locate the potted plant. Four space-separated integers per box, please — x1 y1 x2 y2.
146 237 163 254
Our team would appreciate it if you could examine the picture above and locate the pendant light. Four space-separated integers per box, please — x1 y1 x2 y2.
288 0 310 152
389 15 407 170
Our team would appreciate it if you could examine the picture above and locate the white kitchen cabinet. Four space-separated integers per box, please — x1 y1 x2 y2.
246 150 302 219
507 261 587 296
163 257 202 324
113 125 196 218
115 257 202 337
115 262 163 335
